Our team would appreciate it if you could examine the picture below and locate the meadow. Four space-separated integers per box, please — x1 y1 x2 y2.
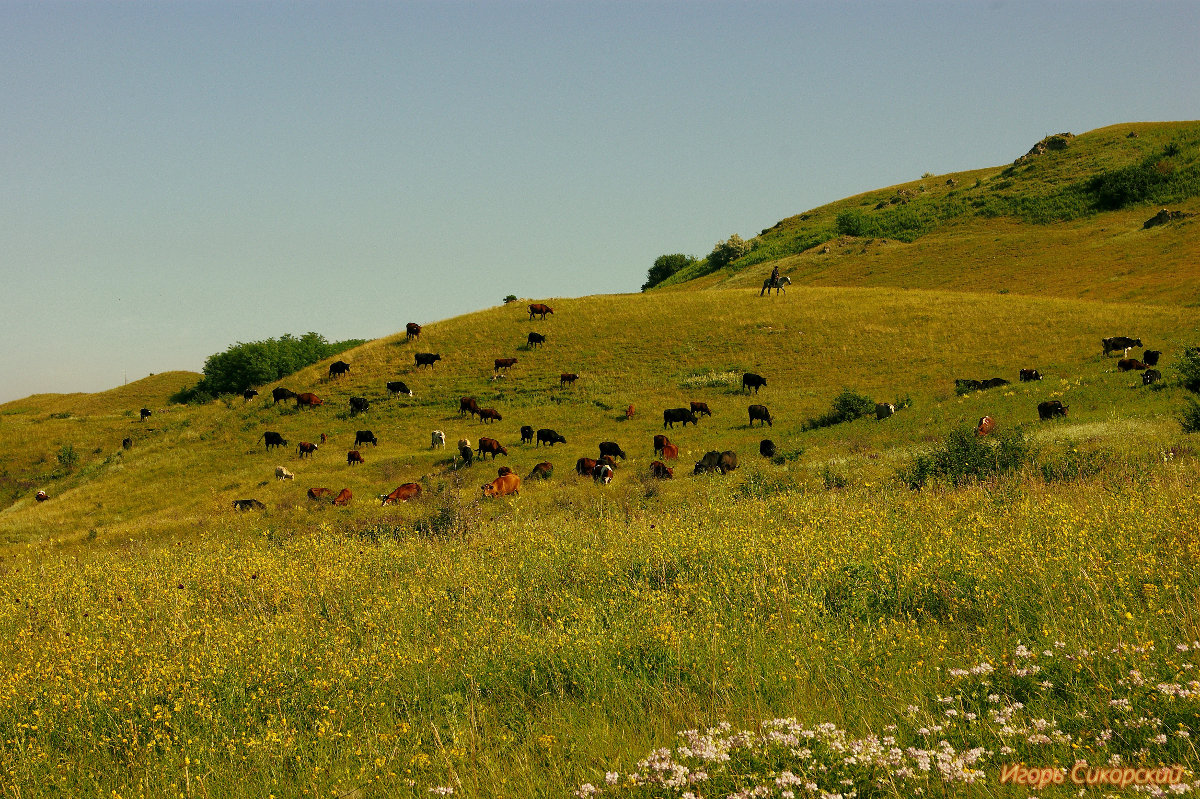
3 280 1200 797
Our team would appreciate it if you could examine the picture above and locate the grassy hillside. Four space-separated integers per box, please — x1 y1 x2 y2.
656 122 1200 304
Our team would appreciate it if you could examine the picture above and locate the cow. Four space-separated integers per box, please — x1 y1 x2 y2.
496 465 514 477
527 332 545 348
295 393 323 408
760 439 776 458
661 442 679 461
431 430 446 448
482 472 521 497
875 403 895 420
386 381 413 397
560 372 579 386
260 431 287 450
298 442 318 458
415 352 441 369
332 488 352 506
477 408 502 423
347 450 365 465
233 499 266 511
458 438 471 450
1038 400 1068 420
529 462 554 480
276 466 295 481
477 437 508 459
458 443 474 467
307 487 334 501
349 397 370 415
1019 369 1043 382
981 378 1010 389
406 322 421 340
494 357 518 372
598 441 627 460
1118 358 1149 372
140 407 152 422
576 457 598 476
1142 350 1162 366
1143 369 1162 386
122 437 133 450
529 303 554 320
955 379 983 394
690 401 713 417
598 454 618 470
694 450 738 475
593 463 614 484
320 433 327 444
975 416 996 437
354 430 378 447
244 389 259 402
459 397 480 417
663 408 698 428
625 404 634 420
328 361 351 379
653 434 670 455
272 387 295 404
520 425 535 444
537 428 566 446
35 490 48 502
650 461 674 479
1103 336 1142 357
381 483 422 505
749 404 773 427
742 373 767 394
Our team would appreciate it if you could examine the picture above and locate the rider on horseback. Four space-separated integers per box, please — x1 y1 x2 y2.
760 265 782 296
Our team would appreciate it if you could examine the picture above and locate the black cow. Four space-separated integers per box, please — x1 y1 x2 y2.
663 408 698 428
122 437 133 450
1038 400 1068 420
243 389 259 401
458 443 474 467
272 387 295 404
1142 350 1161 367
139 407 152 422
981 378 1010 389
742 373 767 394
598 441 626 460
760 439 776 458
260 431 287 450
527 332 545 348
328 360 351 379
955 379 983 395
537 428 566 446
349 397 370 415
520 425 535 444
354 430 378 447
748 404 772 427
1019 369 1042 382
386 381 413 397
875 403 895 420
233 499 266 511
694 450 738 475
1143 369 1162 386
415 353 441 368
1103 337 1142 356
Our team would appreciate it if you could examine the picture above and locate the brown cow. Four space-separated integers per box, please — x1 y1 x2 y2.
477 407 502 423
1117 358 1149 372
598 454 618 470
477 437 508 459
347 450 364 465
650 461 674 479
307 487 334 501
298 442 318 458
690 401 713 417
482 472 521 497
575 457 598 476
560 372 578 386
494 357 518 372
406 322 421 340
529 462 553 480
653 434 670 455
625 404 634 420
332 488 352 506
295 392 323 408
661 442 679 461
380 483 422 505
459 396 480 417
528 303 554 320
975 415 996 437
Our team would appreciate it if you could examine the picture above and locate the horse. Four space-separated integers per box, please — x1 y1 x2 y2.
760 275 792 296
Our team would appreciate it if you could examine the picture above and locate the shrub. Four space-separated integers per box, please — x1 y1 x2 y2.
56 444 78 471
1180 397 1200 434
706 235 753 270
802 388 876 431
1177 346 1200 392
642 254 697 291
503 294 517 303
898 424 1031 489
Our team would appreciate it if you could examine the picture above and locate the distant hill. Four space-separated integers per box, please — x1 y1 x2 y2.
651 121 1200 305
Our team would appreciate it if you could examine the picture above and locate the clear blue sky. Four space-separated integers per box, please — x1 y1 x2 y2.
2 1 1198 403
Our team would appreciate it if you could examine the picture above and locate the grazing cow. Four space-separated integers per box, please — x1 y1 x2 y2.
975 416 996 437
593 463 614 484
625 404 634 420
459 396 480 417
354 430 378 447
981 378 1010 389
1118 358 1149 372
520 425 534 444
694 450 738 475
307 487 334 501
1142 350 1161 367
529 462 554 480
576 457 598 476
955 379 983 394
748 404 773 427
598 454 618 470
347 450 365 466
690 401 713 417
663 408 698 428
494 357 518 372
527 332 545 348
140 407 152 422
244 389 259 401
598 441 627 460
320 433 327 444
537 428 566 446
650 461 674 479
431 430 446 449
276 466 295 481
458 443 474 467
458 438 471 450
528 303 554 320
415 352 441 369
386 381 413 397
875 403 895 420
477 437 508 459
1019 369 1043 382
381 483 422 505
272 387 295 404
260 431 287 450
477 408 502 423
35 490 48 502
742 373 767 394
496 465 514 477
328 361 351 379
653 434 670 455
661 442 679 461
1038 400 1068 420
760 439 776 458
406 322 421 340
332 488 352 506
1143 369 1162 386
298 442 318 458
122 437 133 450
1102 336 1142 357
233 499 266 511
482 472 521 497
349 396 370 415
560 372 579 386
295 392 323 408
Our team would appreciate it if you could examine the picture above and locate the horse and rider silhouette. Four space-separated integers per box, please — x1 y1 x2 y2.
760 274 791 296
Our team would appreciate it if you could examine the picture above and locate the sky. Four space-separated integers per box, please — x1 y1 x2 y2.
2 1 1199 403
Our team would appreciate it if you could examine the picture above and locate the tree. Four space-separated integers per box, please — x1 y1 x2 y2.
642 253 697 291
707 234 752 270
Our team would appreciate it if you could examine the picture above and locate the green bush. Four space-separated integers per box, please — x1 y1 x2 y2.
642 254 697 291
802 388 876 431
1180 398 1200 434
898 424 1030 489
707 235 753 270
1177 346 1200 393
56 444 78 471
